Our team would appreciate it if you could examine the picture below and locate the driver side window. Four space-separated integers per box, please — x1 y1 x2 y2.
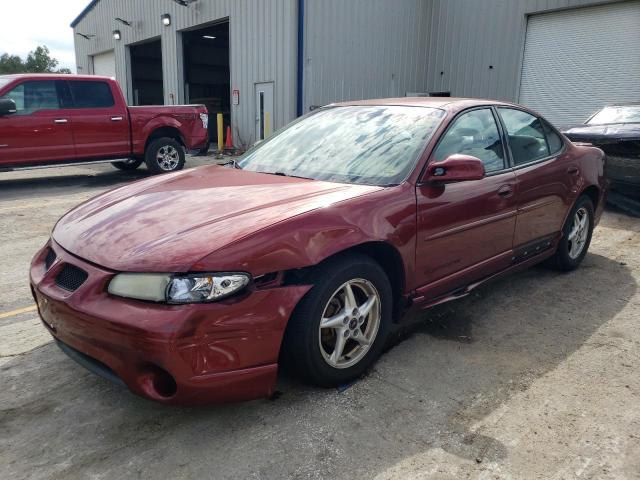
432 108 505 173
2 81 60 116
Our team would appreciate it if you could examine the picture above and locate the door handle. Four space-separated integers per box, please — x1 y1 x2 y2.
111 116 123 121
497 184 514 198
54 119 68 124
567 166 579 175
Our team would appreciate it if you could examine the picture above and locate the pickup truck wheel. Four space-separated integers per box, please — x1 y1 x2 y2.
280 254 393 387
145 137 185 174
111 159 142 171
547 195 594 271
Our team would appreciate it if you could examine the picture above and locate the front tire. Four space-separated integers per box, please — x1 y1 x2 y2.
111 159 142 171
548 195 594 271
144 137 186 174
280 254 393 387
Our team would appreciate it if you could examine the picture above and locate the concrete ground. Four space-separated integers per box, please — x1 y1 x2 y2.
0 160 638 479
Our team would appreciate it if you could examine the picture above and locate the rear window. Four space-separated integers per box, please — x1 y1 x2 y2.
542 120 563 155
69 81 115 108
498 108 549 165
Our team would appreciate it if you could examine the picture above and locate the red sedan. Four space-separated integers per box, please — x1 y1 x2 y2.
30 98 607 404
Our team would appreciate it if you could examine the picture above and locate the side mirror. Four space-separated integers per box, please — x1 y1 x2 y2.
0 98 17 116
422 154 485 184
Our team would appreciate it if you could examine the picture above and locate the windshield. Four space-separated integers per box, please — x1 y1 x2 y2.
237 105 445 186
588 106 640 125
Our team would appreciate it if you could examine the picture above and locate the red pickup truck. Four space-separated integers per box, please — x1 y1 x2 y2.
0 74 209 174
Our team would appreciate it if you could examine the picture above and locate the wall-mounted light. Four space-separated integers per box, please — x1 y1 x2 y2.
113 30 121 40
161 14 171 26
203 35 216 40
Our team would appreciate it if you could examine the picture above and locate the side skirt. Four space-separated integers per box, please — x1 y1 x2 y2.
409 238 559 312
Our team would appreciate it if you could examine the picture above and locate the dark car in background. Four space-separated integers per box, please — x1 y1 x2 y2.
563 104 640 216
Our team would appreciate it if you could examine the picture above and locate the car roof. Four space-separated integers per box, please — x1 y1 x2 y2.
330 97 525 113
0 73 113 81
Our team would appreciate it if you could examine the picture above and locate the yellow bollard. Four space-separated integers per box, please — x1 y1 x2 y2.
217 113 224 151
264 112 271 138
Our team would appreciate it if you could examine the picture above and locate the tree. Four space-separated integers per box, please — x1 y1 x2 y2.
0 46 71 74
0 53 24 74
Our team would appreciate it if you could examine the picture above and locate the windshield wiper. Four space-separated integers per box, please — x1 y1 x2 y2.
268 171 314 180
220 159 242 169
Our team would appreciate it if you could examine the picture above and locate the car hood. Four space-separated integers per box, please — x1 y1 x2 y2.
562 123 640 142
53 166 381 272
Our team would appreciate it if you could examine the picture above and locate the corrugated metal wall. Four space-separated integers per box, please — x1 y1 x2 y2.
519 1 640 125
73 0 297 146
301 0 434 112
423 0 627 102
74 0 632 141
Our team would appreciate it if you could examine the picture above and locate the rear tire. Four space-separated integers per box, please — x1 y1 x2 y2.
280 254 393 387
111 159 142 171
547 195 594 271
144 137 185 174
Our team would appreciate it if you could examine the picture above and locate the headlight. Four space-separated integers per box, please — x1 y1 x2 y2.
107 272 250 304
199 113 209 129
166 273 250 304
107 273 171 302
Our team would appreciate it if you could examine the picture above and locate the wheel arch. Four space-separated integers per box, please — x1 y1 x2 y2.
285 241 408 323
145 127 186 152
580 184 600 211
560 184 600 239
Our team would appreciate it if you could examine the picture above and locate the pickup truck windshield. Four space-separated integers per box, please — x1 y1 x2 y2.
238 105 445 186
588 106 640 125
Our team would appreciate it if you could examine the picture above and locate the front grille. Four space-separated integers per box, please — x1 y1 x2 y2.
44 248 57 270
55 264 89 292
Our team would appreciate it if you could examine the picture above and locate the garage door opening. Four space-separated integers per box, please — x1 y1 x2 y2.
130 39 164 106
92 50 116 78
519 2 640 126
182 21 230 144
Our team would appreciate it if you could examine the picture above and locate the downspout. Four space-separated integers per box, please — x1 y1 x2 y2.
296 0 305 117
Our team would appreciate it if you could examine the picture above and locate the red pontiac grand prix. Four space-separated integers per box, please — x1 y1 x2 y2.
30 98 607 404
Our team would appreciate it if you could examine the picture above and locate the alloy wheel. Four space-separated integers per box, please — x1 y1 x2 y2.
156 145 180 171
318 279 381 369
567 206 590 259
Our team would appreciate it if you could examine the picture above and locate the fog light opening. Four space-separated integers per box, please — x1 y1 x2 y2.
140 366 178 399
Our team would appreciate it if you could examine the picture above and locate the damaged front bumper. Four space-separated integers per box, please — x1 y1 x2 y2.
30 240 311 404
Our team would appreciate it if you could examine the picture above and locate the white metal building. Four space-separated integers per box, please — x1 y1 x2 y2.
72 0 640 144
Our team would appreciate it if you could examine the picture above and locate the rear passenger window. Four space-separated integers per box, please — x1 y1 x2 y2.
69 81 115 108
498 108 549 165
542 120 563 155
432 108 505 173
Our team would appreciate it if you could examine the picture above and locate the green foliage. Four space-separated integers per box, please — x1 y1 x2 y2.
0 46 71 74
0 53 24 74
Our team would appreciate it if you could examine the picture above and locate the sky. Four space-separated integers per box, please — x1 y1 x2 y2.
1 0 89 72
